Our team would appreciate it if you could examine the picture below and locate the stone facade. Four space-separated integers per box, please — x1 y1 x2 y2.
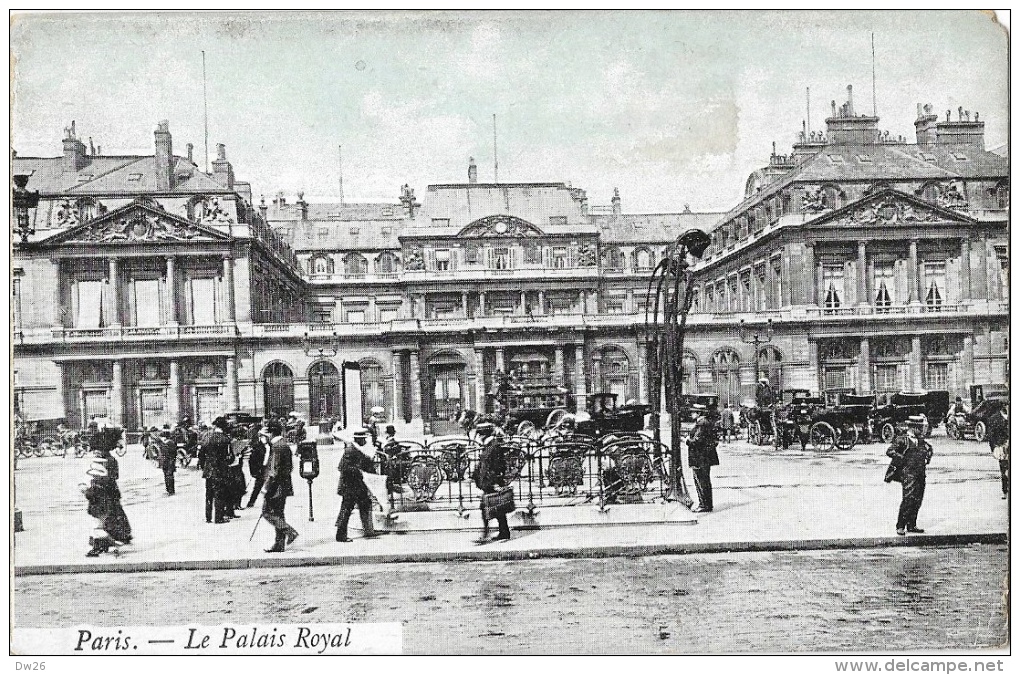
12 92 1009 434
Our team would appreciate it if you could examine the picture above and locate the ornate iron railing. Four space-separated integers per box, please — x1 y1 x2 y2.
371 433 672 516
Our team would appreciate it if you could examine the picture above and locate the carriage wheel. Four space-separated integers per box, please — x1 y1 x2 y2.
974 421 987 443
748 421 763 445
834 426 858 451
809 422 836 452
44 437 65 457
947 422 962 440
32 443 47 457
880 422 896 444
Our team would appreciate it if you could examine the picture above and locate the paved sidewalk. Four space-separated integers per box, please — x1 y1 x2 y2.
12 433 1008 575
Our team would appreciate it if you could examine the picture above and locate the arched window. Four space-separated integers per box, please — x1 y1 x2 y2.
344 253 368 277
918 181 941 204
821 184 845 210
602 246 625 271
634 248 653 271
311 255 334 276
262 362 294 419
375 251 399 275
711 348 741 407
360 359 387 421
993 180 1009 209
758 346 783 391
308 361 341 423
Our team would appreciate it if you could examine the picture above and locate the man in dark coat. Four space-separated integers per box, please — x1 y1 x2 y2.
335 429 380 542
156 428 177 495
261 419 299 552
985 403 1009 499
198 417 232 523
245 422 268 508
886 417 934 535
474 421 511 542
687 410 720 513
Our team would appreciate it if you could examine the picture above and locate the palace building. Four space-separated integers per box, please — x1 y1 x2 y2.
12 87 1009 435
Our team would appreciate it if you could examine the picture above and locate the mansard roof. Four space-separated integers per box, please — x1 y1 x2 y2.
12 154 232 195
593 212 721 244
34 199 233 246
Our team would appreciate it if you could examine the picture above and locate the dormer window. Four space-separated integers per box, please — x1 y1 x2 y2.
856 154 872 163
827 155 845 163
77 174 94 182
382 226 393 235
952 152 968 161
350 226 359 235
920 152 937 162
432 218 450 227
549 216 567 226
127 173 143 182
381 207 394 217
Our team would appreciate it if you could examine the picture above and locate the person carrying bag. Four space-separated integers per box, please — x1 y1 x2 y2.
473 421 514 544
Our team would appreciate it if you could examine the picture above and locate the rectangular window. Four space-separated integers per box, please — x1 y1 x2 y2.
741 272 752 312
549 216 567 227
523 243 542 265
874 365 898 391
772 260 783 307
824 367 848 390
12 278 20 331
76 280 105 328
431 218 450 228
434 249 451 271
923 261 946 309
492 248 511 270
190 277 217 325
604 300 625 314
999 254 1009 301
552 247 568 269
822 265 845 309
318 227 329 238
378 307 399 323
194 386 223 424
924 362 949 389
133 278 162 327
345 309 366 323
312 308 332 323
465 244 480 264
874 261 895 312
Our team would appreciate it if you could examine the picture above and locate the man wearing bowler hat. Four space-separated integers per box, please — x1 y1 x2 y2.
886 416 933 536
335 428 380 542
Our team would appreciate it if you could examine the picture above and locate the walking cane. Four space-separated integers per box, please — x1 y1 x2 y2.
249 512 262 542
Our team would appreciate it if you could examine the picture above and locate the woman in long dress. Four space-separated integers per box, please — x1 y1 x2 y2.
83 426 133 557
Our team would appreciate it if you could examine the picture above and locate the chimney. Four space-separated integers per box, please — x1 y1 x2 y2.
468 156 477 184
62 121 88 173
935 108 985 150
914 103 938 147
88 137 95 155
611 187 621 217
296 191 308 220
212 142 235 189
154 120 174 191
824 84 879 145
96 145 102 156
258 196 268 221
186 143 194 163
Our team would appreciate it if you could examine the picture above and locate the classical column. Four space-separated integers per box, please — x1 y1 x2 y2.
591 356 602 394
168 359 181 422
637 341 648 404
461 292 469 318
391 351 404 422
554 345 565 385
478 291 486 318
578 290 586 313
107 258 121 327
111 360 123 426
537 290 546 315
408 349 422 421
225 356 239 410
626 289 635 314
223 255 236 322
766 257 776 310
52 260 63 328
165 256 178 325
474 348 486 411
908 239 920 304
908 336 923 390
959 238 971 302
590 290 599 314
780 247 792 307
857 241 868 306
962 334 975 390
495 348 505 373
858 337 871 393
973 234 989 300
808 341 820 394
574 344 587 409
520 290 527 315
803 243 815 305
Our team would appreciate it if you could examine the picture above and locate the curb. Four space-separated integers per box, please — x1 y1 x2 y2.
13 532 1007 577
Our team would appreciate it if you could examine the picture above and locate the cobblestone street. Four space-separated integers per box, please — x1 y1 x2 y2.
14 544 1008 654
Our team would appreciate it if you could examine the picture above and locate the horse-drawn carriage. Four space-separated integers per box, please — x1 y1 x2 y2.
871 391 951 442
947 384 1009 442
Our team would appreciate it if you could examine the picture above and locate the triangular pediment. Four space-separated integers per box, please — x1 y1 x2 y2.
38 199 232 246
810 188 977 228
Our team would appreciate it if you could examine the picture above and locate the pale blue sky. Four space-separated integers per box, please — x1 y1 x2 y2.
11 10 1008 212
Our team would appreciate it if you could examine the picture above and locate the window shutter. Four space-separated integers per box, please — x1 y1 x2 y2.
486 248 494 269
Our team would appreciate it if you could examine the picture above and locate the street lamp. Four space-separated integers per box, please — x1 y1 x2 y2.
13 174 40 242
739 318 775 384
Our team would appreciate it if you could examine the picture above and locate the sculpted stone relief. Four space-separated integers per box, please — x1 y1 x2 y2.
78 212 200 243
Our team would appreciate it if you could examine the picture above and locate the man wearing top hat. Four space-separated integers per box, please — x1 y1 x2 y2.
886 416 934 536
261 419 300 552
199 417 233 523
335 428 381 542
687 408 720 513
